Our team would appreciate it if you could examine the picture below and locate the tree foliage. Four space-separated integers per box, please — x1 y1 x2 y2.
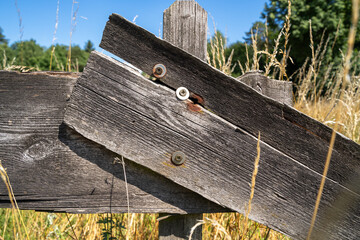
209 0 360 79
0 29 94 72
0 27 8 44
262 0 358 72
84 40 95 53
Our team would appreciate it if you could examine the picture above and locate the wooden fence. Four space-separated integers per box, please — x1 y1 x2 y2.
0 1 359 239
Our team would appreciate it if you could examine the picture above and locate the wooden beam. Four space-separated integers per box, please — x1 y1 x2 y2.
163 0 207 61
64 51 360 239
99 14 360 194
0 70 228 214
161 1 208 239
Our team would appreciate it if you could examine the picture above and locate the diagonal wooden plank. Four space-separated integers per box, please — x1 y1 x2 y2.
64 52 360 239
0 70 228 214
99 14 360 194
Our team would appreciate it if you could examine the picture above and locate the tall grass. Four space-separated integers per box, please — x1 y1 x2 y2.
0 161 29 240
14 0 24 66
1 0 360 239
67 0 79 72
241 132 261 240
49 0 60 71
306 1 359 238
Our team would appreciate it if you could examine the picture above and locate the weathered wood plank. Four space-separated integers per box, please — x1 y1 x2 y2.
0 70 228 214
64 51 360 239
237 71 293 106
99 14 360 193
163 0 207 61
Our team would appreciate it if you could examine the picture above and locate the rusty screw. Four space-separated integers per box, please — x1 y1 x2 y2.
176 87 190 100
153 64 167 78
171 151 185 166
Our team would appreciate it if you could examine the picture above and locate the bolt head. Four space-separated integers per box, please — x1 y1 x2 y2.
153 64 167 78
156 68 163 75
171 151 185 166
176 87 190 100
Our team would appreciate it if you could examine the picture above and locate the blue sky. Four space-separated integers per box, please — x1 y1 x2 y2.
0 0 268 50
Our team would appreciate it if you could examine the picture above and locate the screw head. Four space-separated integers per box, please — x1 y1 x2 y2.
176 87 190 100
153 64 167 78
179 89 187 96
171 151 185 166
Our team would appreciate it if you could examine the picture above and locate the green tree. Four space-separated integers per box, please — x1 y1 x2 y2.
0 27 8 44
0 27 14 69
11 39 44 68
0 44 15 68
262 0 357 73
1 39 92 72
70 45 90 71
225 41 252 77
40 44 69 71
41 44 89 71
84 40 95 53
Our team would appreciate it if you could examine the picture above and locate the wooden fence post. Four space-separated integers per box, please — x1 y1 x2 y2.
159 1 207 239
163 0 207 61
237 71 293 106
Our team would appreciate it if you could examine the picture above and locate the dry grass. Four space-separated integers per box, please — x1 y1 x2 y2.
207 18 235 76
0 210 158 240
67 0 78 72
241 132 261 240
1 210 291 240
305 0 359 238
1 1 360 239
49 0 60 71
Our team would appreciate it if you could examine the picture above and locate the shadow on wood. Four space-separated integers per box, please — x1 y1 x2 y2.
0 70 228 214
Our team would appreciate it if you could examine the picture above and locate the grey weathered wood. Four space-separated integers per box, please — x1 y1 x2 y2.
0 70 229 214
64 51 360 239
163 0 207 61
237 71 293 106
162 2 207 239
99 14 360 194
158 213 202 240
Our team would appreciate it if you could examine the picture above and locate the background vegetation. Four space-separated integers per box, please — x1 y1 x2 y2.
0 0 359 239
0 27 94 72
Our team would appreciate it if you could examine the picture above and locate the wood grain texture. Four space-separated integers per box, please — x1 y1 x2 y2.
158 213 202 240
100 14 360 194
237 71 293 106
64 52 360 239
163 0 207 61
0 70 228 214
162 2 207 239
